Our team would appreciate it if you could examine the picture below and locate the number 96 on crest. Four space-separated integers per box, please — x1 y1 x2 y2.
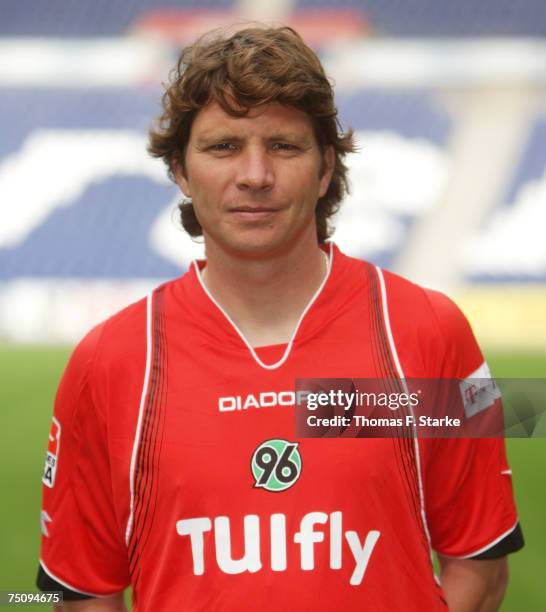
251 439 302 492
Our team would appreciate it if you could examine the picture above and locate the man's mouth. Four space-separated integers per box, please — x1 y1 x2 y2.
229 206 281 219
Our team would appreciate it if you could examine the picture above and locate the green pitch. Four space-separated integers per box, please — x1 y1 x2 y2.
0 345 544 610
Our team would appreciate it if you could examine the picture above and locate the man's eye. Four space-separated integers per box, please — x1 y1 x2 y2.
272 143 298 151
210 143 237 152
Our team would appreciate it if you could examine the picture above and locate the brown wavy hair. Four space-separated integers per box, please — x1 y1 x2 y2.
148 25 355 243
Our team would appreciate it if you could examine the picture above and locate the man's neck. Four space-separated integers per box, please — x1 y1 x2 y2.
200 241 329 348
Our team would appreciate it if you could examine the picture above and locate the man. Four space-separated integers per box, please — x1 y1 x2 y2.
37 26 523 611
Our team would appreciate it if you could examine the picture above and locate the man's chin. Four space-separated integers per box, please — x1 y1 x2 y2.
212 233 291 261
203 222 313 261
228 241 286 260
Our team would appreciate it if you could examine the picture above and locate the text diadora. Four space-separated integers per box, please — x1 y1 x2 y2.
176 511 380 585
218 391 310 412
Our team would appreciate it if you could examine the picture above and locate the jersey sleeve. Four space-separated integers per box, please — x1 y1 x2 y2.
37 322 131 596
419 289 524 559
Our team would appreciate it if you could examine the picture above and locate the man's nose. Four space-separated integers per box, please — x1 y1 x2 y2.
236 146 274 191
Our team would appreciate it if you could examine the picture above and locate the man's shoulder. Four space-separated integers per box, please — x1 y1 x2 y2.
377 266 467 334
375 267 483 377
75 277 181 368
334 247 466 335
336 245 481 377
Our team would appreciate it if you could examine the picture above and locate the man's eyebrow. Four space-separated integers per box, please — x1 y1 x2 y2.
194 132 242 145
266 132 312 143
193 131 313 146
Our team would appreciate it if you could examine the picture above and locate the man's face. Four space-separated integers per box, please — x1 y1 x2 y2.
175 101 334 259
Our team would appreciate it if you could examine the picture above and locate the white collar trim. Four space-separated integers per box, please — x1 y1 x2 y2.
193 243 333 370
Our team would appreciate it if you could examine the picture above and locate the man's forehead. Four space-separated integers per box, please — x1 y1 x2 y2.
191 100 315 137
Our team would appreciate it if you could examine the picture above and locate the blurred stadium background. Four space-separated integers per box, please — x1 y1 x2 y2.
0 0 544 609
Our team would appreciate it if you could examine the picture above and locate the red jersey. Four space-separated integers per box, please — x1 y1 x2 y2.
38 244 521 611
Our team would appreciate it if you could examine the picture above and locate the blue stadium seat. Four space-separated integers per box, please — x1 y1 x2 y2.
0 0 233 37
2 0 545 37
337 90 450 145
297 0 546 37
0 88 182 279
0 176 181 279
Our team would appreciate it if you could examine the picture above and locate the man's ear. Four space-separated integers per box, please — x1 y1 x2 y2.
173 159 191 197
318 145 335 199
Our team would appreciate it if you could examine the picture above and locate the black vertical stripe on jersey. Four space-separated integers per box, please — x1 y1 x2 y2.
368 268 421 514
366 263 422 531
367 264 392 382
134 292 165 545
128 286 168 578
373 271 438 594
365 264 430 556
129 287 165 573
128 292 161 571
133 287 169 573
366 265 438 598
128 293 161 572
129 286 166 571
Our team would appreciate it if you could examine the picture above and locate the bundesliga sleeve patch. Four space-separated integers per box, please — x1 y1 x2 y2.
42 416 61 488
459 362 501 419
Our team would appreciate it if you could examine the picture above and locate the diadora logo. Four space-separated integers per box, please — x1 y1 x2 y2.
42 416 61 488
251 439 302 492
218 390 310 412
